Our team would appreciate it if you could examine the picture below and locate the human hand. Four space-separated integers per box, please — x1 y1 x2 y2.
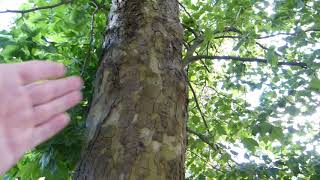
0 61 83 175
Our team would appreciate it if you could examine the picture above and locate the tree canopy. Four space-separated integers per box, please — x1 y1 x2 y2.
0 0 319 179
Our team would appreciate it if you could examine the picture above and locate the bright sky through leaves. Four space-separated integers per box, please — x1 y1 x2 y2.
0 0 26 30
1 0 319 162
1 0 320 179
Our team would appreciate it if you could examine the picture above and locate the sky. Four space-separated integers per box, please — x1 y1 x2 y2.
0 0 26 30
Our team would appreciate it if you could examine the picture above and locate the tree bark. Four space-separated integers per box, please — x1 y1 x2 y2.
74 0 187 179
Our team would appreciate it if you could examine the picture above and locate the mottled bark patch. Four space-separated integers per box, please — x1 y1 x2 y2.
74 0 186 179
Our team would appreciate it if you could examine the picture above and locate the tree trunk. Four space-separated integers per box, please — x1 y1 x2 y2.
74 0 187 179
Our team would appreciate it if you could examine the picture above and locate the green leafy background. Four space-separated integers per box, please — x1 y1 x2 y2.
0 0 319 179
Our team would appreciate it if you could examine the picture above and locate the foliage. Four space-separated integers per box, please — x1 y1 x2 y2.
0 0 110 179
0 0 319 179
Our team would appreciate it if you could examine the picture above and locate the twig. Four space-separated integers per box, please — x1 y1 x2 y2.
200 60 210 73
211 28 320 39
194 49 211 73
187 127 216 150
187 127 241 166
0 0 72 14
187 80 210 134
182 23 198 37
178 1 193 22
183 35 205 62
257 28 320 39
81 2 99 76
255 42 282 57
187 149 223 172
183 55 308 68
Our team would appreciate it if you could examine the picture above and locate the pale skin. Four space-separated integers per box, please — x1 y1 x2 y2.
0 61 83 175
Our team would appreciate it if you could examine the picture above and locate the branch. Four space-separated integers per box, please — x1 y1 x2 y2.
182 25 244 63
255 42 282 57
184 55 308 68
257 28 320 39
213 35 241 39
182 24 199 37
187 127 217 150
212 26 243 35
187 80 210 134
182 26 243 63
188 126 242 166
187 149 224 172
178 1 193 22
212 28 320 39
184 35 205 62
81 2 99 75
0 0 72 14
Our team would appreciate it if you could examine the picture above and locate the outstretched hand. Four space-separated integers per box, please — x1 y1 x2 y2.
0 61 83 175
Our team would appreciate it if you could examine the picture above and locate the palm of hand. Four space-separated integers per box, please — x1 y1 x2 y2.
0 61 82 175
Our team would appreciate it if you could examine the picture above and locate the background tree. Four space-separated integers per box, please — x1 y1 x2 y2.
0 0 319 179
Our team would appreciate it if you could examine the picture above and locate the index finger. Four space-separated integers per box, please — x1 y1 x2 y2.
14 60 66 85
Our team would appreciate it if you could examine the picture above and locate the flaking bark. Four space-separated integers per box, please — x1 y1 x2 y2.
74 0 187 179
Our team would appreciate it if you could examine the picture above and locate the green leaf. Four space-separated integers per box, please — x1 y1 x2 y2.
260 122 273 135
16 161 39 179
310 175 320 180
241 138 259 152
296 0 304 9
266 47 278 67
216 123 227 135
233 38 246 51
221 153 231 163
270 126 284 140
310 78 320 90
198 174 206 180
287 105 300 116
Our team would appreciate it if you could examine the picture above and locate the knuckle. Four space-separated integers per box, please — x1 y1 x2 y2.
38 105 52 120
34 106 44 119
